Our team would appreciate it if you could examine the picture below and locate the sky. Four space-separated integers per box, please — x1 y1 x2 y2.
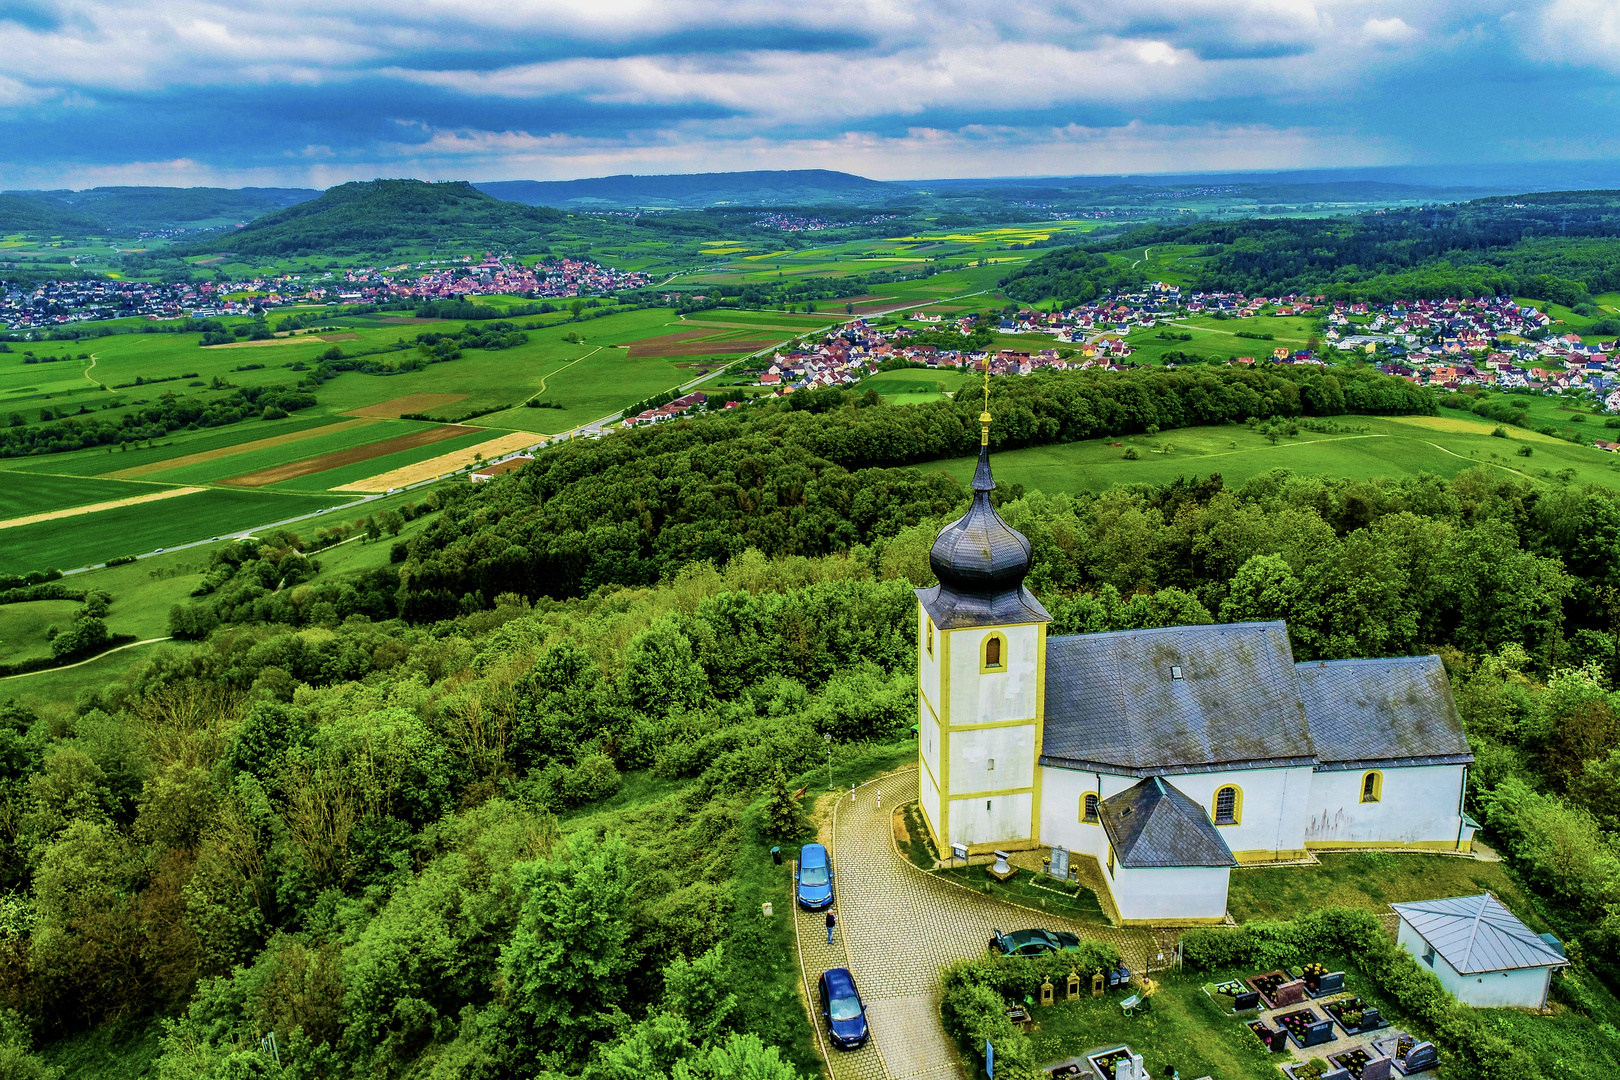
2 0 1619 190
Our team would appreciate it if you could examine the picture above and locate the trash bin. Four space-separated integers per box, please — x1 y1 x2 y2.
771 846 782 865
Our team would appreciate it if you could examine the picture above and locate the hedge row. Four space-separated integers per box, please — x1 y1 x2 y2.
1182 907 1533 1080
0 582 85 605
940 943 1122 1078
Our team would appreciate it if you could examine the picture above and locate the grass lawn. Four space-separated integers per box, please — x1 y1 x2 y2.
1023 971 1284 1080
0 600 83 665
927 413 1620 496
859 368 972 405
1227 852 1544 927
0 487 355 575
935 865 1110 925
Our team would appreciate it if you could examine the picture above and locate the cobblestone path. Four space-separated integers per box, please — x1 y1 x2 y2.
798 768 1168 1080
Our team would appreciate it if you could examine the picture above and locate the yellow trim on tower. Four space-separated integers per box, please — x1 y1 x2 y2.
949 784 1036 801
947 716 1035 732
938 626 951 845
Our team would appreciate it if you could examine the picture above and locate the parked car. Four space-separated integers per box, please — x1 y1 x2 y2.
989 927 1081 957
796 842 834 910
818 968 869 1049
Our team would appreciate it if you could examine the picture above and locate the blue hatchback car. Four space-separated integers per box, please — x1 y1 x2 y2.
818 967 869 1050
796 842 834 910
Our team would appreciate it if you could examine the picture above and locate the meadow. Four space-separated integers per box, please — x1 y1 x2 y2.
0 471 172 519
0 487 354 574
0 599 83 665
861 367 972 405
927 412 1620 495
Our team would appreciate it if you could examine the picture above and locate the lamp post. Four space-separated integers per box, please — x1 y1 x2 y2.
824 733 832 790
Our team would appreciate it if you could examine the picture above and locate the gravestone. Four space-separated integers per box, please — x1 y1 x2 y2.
1233 990 1261 1011
1272 979 1308 1008
1361 1055 1393 1080
1360 1007 1383 1029
1316 971 1345 996
1041 979 1054 1007
1403 1042 1438 1074
1049 845 1070 880
1092 971 1105 997
1302 1019 1336 1047
1321 1071 1351 1080
1067 970 1081 1001
1267 1027 1290 1054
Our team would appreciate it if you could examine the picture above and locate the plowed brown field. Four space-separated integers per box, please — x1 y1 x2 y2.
107 419 378 479
627 329 779 357
345 393 468 418
219 425 467 487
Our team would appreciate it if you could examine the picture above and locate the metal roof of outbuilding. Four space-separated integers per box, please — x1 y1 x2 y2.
1392 894 1568 974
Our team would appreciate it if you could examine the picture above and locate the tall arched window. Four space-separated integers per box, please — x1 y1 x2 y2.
1361 771 1383 803
981 632 1007 673
1082 793 1099 823
1213 785 1243 826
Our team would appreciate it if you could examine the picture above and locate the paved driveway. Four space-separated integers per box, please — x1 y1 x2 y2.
795 768 1166 1080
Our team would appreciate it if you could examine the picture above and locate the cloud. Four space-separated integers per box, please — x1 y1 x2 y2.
0 0 1615 187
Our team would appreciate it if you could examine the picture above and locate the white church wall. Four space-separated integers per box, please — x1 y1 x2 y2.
1107 864 1230 924
950 790 1034 847
1169 766 1314 862
919 758 942 847
949 724 1035 796
1306 764 1467 850
920 695 941 792
946 623 1041 724
1397 917 1552 1008
1038 767 1161 864
918 606 941 714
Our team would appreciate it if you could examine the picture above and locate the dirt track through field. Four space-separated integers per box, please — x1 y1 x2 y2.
106 419 379 479
333 432 539 492
219 425 468 487
345 393 468 418
0 486 206 531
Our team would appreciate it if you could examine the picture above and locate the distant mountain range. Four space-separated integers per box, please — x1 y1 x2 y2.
477 169 893 208
0 185 318 233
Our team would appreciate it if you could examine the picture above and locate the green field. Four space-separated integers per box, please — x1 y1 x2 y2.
0 471 172 519
860 368 972 405
0 410 344 477
0 488 356 574
0 600 83 665
142 418 428 485
930 412 1620 495
267 426 503 491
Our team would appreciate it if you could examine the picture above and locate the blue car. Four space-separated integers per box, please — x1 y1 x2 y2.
796 843 834 910
818 967 869 1049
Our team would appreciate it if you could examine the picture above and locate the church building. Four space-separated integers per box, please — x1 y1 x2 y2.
915 405 1476 925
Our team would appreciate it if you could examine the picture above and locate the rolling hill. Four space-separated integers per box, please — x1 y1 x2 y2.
189 179 567 257
0 186 318 234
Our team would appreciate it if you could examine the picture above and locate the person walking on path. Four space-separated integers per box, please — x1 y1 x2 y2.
826 909 837 945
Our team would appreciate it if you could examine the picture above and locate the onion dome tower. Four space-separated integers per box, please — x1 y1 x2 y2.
917 373 1050 629
914 364 1049 856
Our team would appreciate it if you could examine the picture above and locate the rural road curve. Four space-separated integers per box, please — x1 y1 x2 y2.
2 637 173 680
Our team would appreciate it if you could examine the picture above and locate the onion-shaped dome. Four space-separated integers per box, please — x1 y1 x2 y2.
928 442 1033 594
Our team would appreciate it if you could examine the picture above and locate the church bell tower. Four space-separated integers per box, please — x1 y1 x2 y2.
915 371 1050 855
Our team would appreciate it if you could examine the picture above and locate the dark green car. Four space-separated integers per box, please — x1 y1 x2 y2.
989 928 1081 957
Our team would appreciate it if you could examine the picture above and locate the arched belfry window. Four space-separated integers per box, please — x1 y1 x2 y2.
981 632 1007 673
926 619 934 658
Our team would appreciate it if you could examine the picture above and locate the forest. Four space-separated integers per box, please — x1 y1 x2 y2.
10 368 1620 1079
1006 191 1620 306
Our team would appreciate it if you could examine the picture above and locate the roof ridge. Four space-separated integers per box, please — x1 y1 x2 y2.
1458 893 1492 970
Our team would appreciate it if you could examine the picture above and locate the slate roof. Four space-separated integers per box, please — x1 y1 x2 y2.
1295 656 1473 769
1098 776 1236 868
1040 622 1316 775
1392 894 1568 973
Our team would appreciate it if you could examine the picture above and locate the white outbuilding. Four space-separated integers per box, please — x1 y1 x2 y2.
1393 894 1568 1009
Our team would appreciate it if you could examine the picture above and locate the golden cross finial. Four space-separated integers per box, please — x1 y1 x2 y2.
979 358 992 447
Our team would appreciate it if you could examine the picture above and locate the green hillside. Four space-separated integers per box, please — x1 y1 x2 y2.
191 179 568 257
0 193 103 234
